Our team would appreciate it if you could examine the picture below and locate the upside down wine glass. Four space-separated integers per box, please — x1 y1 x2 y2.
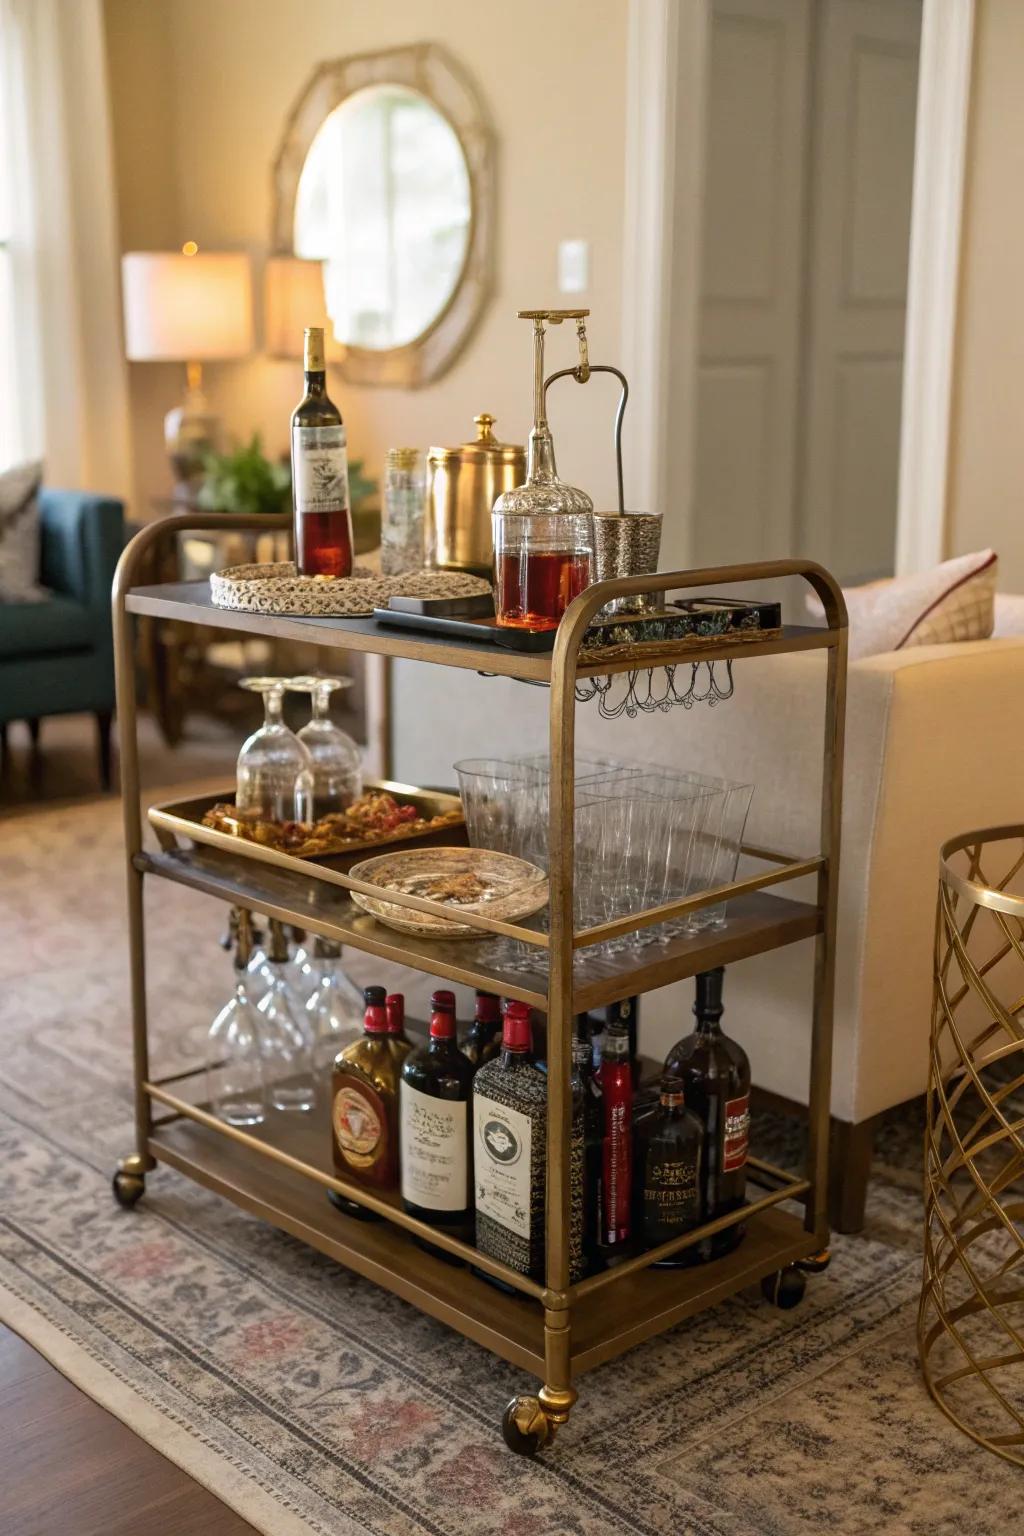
287 675 363 818
236 677 313 823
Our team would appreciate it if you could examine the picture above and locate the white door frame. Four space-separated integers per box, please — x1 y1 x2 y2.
622 0 975 579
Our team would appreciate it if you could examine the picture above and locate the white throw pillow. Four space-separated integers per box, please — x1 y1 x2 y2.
808 550 997 661
0 460 46 602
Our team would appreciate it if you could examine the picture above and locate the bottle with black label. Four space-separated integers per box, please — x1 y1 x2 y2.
634 1075 703 1262
664 966 750 1258
400 990 474 1241
291 325 353 579
328 986 402 1219
472 999 584 1283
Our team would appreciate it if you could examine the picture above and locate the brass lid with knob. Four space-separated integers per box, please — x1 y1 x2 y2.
426 412 526 573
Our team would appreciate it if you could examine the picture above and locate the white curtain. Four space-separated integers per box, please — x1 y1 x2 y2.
0 0 131 498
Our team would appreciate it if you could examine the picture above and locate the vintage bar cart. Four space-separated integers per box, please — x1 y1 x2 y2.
111 513 847 1454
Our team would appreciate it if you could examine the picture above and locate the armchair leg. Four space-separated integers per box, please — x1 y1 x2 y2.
829 1115 879 1234
96 710 114 792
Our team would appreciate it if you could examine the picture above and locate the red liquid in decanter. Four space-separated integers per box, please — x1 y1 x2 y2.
495 550 591 630
295 509 354 579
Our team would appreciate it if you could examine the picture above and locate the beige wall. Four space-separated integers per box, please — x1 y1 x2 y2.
103 0 629 521
946 0 1024 589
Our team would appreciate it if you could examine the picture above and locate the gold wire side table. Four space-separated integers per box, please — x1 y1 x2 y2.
920 826 1024 1464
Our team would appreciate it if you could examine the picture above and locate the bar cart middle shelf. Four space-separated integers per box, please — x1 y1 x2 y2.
112 514 847 1457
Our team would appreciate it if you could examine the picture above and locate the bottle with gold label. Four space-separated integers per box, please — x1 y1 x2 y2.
328 985 403 1219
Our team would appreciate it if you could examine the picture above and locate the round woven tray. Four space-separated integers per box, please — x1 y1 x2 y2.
209 561 491 617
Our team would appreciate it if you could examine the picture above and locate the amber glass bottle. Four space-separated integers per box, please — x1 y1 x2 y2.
328 985 404 1218
400 990 475 1237
291 325 353 578
664 967 750 1258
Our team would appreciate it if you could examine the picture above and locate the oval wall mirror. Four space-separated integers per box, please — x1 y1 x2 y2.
272 44 495 388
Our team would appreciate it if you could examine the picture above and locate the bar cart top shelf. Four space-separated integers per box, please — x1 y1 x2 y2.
125 578 837 681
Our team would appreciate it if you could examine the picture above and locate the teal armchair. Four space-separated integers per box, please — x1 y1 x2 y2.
0 490 125 788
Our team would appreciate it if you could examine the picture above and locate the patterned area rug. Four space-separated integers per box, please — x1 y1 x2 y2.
0 795 1017 1535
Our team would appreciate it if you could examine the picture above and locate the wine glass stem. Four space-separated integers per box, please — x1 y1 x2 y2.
264 688 284 728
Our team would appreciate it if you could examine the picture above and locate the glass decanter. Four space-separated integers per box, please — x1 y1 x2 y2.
236 677 314 823
257 918 316 1112
305 936 365 1077
206 909 266 1127
492 310 595 630
287 674 363 817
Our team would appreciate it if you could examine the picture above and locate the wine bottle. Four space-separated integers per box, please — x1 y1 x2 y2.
461 990 502 1069
572 1019 604 1273
472 999 584 1283
634 1076 703 1261
384 992 411 1063
291 325 353 579
664 966 750 1258
400 990 474 1239
328 985 403 1218
598 1022 633 1252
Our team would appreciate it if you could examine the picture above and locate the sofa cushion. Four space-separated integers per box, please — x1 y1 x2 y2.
0 594 95 659
808 549 997 660
0 461 46 602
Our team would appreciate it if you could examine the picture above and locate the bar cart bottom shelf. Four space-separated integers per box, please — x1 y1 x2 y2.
129 1109 822 1444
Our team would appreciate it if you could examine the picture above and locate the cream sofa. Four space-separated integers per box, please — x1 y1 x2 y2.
670 599 1024 1229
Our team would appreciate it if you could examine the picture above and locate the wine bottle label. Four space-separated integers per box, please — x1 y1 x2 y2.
400 1082 467 1212
292 424 349 514
603 1099 632 1245
332 1081 385 1170
722 1092 751 1173
643 1157 700 1231
474 1093 532 1240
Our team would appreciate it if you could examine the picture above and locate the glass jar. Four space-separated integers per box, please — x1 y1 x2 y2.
381 447 427 574
491 312 595 630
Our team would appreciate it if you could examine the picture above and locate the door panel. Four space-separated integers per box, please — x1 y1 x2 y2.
694 0 812 567
798 0 922 581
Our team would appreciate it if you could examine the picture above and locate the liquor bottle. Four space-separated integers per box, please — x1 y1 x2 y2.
664 966 750 1257
461 990 502 1069
593 996 640 1084
385 993 411 1063
291 325 353 579
598 1023 633 1252
328 985 403 1217
473 999 584 1283
572 1019 604 1273
400 990 475 1238
634 1076 703 1261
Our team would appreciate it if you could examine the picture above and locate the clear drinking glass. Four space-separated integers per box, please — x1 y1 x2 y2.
257 919 316 1112
453 757 545 968
287 675 363 818
236 677 314 823
207 912 266 1127
305 936 365 1077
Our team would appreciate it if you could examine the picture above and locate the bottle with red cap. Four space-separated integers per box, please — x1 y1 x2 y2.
328 984 403 1218
472 998 583 1283
384 992 412 1070
460 990 502 1069
400 989 475 1240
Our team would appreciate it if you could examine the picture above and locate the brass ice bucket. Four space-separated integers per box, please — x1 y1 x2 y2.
427 413 525 574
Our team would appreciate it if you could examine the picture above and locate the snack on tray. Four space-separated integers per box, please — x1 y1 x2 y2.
201 790 462 858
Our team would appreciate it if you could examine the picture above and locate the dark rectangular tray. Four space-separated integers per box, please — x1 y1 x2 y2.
372 606 558 652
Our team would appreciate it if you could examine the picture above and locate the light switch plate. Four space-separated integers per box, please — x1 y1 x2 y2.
558 239 589 294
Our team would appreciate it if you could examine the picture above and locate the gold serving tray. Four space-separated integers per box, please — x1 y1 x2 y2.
148 779 468 892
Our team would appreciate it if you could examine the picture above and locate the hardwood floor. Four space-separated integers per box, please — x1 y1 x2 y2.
0 1326 258 1536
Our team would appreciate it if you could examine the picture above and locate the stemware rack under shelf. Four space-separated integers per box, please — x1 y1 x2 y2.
112 511 848 1457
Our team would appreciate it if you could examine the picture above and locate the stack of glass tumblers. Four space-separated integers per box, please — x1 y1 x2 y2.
453 754 753 964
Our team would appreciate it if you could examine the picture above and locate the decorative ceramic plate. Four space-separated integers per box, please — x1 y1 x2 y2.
347 846 549 939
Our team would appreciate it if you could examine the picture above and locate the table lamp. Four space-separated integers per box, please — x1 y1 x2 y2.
121 243 254 496
264 254 345 361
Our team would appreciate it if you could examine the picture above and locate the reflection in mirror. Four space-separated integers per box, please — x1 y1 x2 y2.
294 85 472 352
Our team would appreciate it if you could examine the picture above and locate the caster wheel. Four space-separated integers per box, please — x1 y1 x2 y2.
796 1247 831 1275
761 1264 807 1309
501 1395 551 1456
112 1170 145 1209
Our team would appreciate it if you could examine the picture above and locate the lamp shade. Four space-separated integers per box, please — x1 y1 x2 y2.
121 250 254 361
264 255 344 361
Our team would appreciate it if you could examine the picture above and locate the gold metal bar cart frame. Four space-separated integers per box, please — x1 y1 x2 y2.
111 513 847 1454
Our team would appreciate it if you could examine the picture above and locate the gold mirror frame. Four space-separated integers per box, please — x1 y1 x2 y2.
271 42 496 389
